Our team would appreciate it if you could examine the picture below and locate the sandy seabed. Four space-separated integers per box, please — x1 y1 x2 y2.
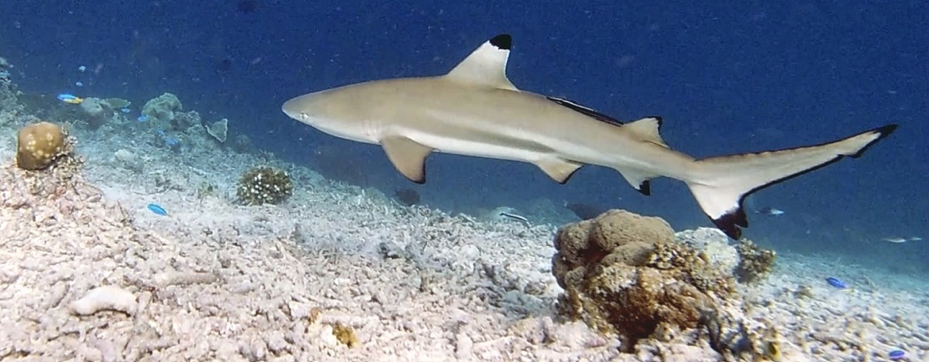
0 117 927 362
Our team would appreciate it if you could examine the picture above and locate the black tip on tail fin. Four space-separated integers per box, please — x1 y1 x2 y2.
850 124 897 158
712 207 748 239
490 34 512 50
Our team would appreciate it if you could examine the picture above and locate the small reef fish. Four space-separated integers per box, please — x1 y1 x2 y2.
146 203 168 216
137 115 149 122
120 108 131 114
825 277 847 289
889 349 906 361
882 237 908 243
754 207 784 216
56 93 83 104
498 211 530 226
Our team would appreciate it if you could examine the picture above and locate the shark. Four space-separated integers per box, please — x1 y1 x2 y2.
282 34 897 239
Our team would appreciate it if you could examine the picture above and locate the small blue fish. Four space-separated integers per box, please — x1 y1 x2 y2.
889 349 905 361
56 93 83 104
120 108 131 114
756 206 785 216
825 277 847 289
147 203 168 216
137 115 149 122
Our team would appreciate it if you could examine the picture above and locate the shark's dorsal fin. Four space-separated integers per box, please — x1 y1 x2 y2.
445 34 519 91
381 135 434 183
623 117 668 148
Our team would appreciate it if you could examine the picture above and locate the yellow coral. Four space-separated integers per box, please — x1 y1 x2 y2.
15 122 70 170
332 323 359 348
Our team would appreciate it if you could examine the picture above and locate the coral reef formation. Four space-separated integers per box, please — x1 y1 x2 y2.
551 210 736 351
141 92 183 125
734 239 777 283
235 166 294 205
0 56 24 126
15 122 72 171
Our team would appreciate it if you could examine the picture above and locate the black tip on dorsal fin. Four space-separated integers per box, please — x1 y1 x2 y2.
490 34 512 50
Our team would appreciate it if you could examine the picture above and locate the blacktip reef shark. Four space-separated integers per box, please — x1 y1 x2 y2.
282 34 897 239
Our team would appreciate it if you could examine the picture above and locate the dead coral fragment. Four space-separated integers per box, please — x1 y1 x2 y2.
552 210 736 352
734 239 776 283
15 121 72 170
332 322 359 348
235 166 293 205
69 285 138 316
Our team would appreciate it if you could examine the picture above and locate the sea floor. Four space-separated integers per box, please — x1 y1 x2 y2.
0 112 927 362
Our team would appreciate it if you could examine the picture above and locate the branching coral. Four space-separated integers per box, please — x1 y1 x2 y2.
235 166 294 205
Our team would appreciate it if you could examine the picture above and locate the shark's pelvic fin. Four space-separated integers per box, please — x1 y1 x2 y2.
380 135 434 184
445 34 519 91
535 158 584 184
687 124 897 239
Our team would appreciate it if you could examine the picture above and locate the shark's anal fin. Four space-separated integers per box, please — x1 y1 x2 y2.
535 158 584 184
445 34 519 91
380 136 434 184
615 167 655 196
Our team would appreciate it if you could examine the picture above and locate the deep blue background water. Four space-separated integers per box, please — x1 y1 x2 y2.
2 0 926 272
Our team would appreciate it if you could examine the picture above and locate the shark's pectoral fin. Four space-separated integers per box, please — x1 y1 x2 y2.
535 158 584 184
380 136 434 184
445 34 519 91
615 167 657 196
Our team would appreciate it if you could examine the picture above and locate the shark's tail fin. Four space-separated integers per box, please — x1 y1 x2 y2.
687 124 897 239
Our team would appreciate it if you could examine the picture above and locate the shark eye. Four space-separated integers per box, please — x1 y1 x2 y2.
300 113 309 120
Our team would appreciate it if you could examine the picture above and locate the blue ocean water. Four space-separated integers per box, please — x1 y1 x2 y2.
1 1 926 273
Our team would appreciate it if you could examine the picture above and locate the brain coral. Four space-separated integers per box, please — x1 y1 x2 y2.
15 122 71 171
552 209 736 351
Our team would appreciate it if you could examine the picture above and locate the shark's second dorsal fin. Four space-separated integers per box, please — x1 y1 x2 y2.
445 34 519 91
623 117 668 148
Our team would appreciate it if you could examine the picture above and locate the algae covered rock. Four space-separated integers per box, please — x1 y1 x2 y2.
552 210 736 351
734 239 776 283
236 166 293 205
15 121 72 170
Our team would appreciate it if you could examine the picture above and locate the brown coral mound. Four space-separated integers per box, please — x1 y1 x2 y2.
552 210 736 351
15 121 71 171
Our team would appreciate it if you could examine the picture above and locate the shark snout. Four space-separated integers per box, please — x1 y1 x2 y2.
281 97 306 121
